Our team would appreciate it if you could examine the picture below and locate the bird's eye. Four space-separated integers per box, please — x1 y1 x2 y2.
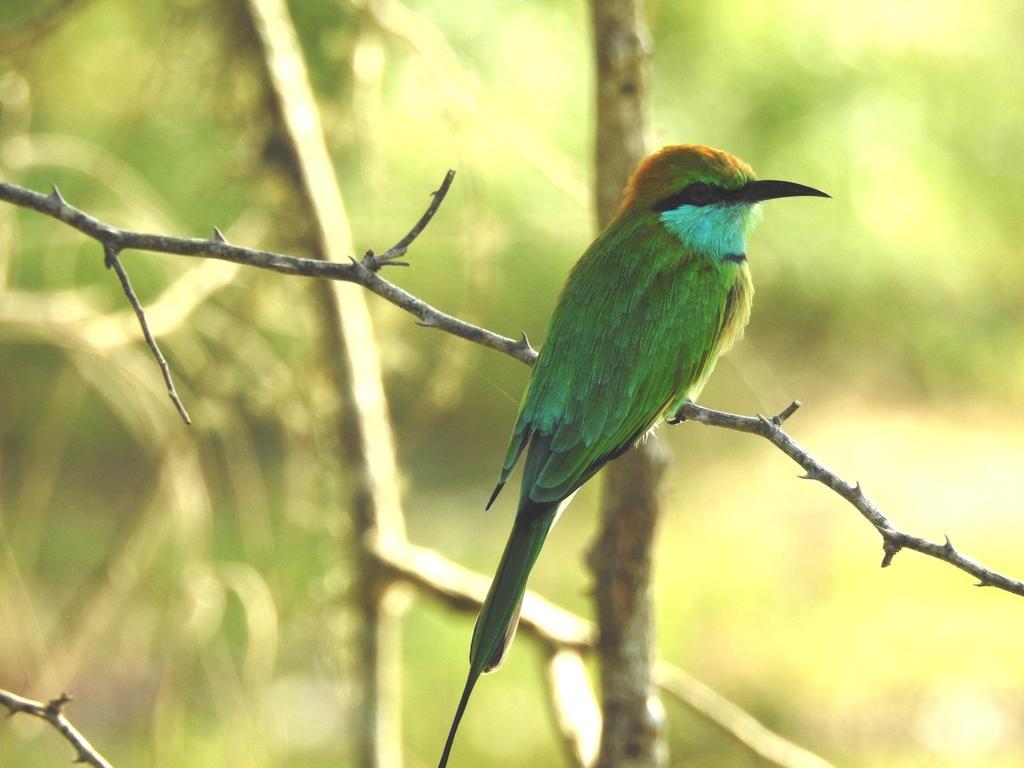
651 182 718 213
686 182 713 205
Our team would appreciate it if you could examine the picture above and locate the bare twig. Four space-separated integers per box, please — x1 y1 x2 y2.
102 243 191 425
362 169 456 269
676 400 1024 599
0 179 537 366
0 688 115 768
368 540 838 768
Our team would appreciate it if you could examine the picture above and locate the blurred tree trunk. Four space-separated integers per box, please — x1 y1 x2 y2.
588 1 668 767
240 1 407 766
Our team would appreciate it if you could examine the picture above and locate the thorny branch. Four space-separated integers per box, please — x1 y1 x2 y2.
0 176 1021 595
0 177 538 421
0 689 114 768
673 401 1024 598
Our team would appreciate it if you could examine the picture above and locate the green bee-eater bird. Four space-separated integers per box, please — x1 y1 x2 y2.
439 144 828 767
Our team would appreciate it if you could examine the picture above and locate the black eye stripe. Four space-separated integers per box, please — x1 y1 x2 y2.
652 182 740 212
685 184 710 206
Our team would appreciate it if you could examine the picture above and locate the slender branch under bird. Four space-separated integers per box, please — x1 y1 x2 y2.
674 401 1024 598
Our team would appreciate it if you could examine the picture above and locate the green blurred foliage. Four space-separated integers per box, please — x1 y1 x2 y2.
1 1 1023 767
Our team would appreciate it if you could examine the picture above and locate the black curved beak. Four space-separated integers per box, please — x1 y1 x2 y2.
736 179 831 203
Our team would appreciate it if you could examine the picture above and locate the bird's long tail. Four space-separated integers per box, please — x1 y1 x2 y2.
438 499 559 767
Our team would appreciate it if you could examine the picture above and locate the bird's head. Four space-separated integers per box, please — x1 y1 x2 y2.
620 144 829 261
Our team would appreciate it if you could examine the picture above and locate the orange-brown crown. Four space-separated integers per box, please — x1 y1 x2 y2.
619 144 756 213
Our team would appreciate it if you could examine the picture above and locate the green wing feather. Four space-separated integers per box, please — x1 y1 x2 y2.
499 212 752 503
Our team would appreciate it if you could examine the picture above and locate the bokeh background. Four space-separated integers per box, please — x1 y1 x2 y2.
2 0 1023 767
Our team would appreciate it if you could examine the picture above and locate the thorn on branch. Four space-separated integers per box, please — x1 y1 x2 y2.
880 531 902 567
515 331 535 354
48 184 66 207
943 534 957 555
46 693 73 716
212 227 227 243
